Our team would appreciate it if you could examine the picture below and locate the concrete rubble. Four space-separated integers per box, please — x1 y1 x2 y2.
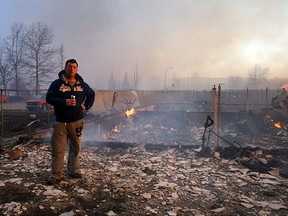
0 130 288 216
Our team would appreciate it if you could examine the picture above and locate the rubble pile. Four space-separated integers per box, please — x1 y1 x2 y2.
0 109 288 215
0 132 288 215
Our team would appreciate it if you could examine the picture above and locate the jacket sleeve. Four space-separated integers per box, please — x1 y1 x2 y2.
46 81 67 107
84 83 95 110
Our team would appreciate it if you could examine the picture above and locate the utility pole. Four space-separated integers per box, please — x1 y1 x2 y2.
164 67 173 103
134 58 139 89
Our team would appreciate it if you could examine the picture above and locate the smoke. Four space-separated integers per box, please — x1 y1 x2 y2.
1 0 288 89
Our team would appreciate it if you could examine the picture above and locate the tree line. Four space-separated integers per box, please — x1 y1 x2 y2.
0 22 65 97
226 64 269 89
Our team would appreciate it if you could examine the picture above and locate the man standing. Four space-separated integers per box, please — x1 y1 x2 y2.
46 59 95 185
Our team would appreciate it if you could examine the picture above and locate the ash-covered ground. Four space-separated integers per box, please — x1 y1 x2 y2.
0 110 288 216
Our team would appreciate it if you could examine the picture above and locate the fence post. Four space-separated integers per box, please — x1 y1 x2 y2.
212 85 219 146
217 84 221 135
47 105 51 125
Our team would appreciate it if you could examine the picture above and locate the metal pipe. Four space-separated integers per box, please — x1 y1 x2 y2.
217 84 221 139
212 85 218 145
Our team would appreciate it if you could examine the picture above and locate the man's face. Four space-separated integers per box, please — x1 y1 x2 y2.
65 62 78 78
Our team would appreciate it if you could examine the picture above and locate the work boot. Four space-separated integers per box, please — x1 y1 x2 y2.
47 177 60 185
46 176 65 185
69 173 82 179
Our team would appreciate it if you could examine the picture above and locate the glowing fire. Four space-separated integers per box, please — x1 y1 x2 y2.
265 114 282 129
125 108 136 117
274 122 281 128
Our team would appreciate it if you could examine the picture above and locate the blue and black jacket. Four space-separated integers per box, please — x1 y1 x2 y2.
46 70 95 123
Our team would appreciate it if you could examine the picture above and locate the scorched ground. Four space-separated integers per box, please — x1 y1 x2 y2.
0 110 288 216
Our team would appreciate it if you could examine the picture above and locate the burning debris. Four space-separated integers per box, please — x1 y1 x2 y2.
124 107 136 118
87 106 288 181
265 114 286 129
1 133 288 215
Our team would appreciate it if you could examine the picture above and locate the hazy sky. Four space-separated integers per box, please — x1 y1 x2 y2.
1 0 288 89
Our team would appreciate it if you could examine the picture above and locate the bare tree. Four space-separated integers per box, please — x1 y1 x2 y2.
25 22 57 94
247 64 269 89
227 75 244 89
107 71 117 89
58 43 66 71
4 23 27 96
121 72 130 89
191 72 200 89
0 39 13 93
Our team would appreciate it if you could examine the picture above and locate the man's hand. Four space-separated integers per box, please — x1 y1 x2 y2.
81 104 86 111
66 99 76 106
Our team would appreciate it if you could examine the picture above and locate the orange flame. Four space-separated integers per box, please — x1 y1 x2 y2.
125 108 136 117
280 84 288 89
274 122 281 128
266 114 282 128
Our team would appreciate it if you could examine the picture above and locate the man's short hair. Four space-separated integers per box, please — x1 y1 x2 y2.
65 59 78 69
